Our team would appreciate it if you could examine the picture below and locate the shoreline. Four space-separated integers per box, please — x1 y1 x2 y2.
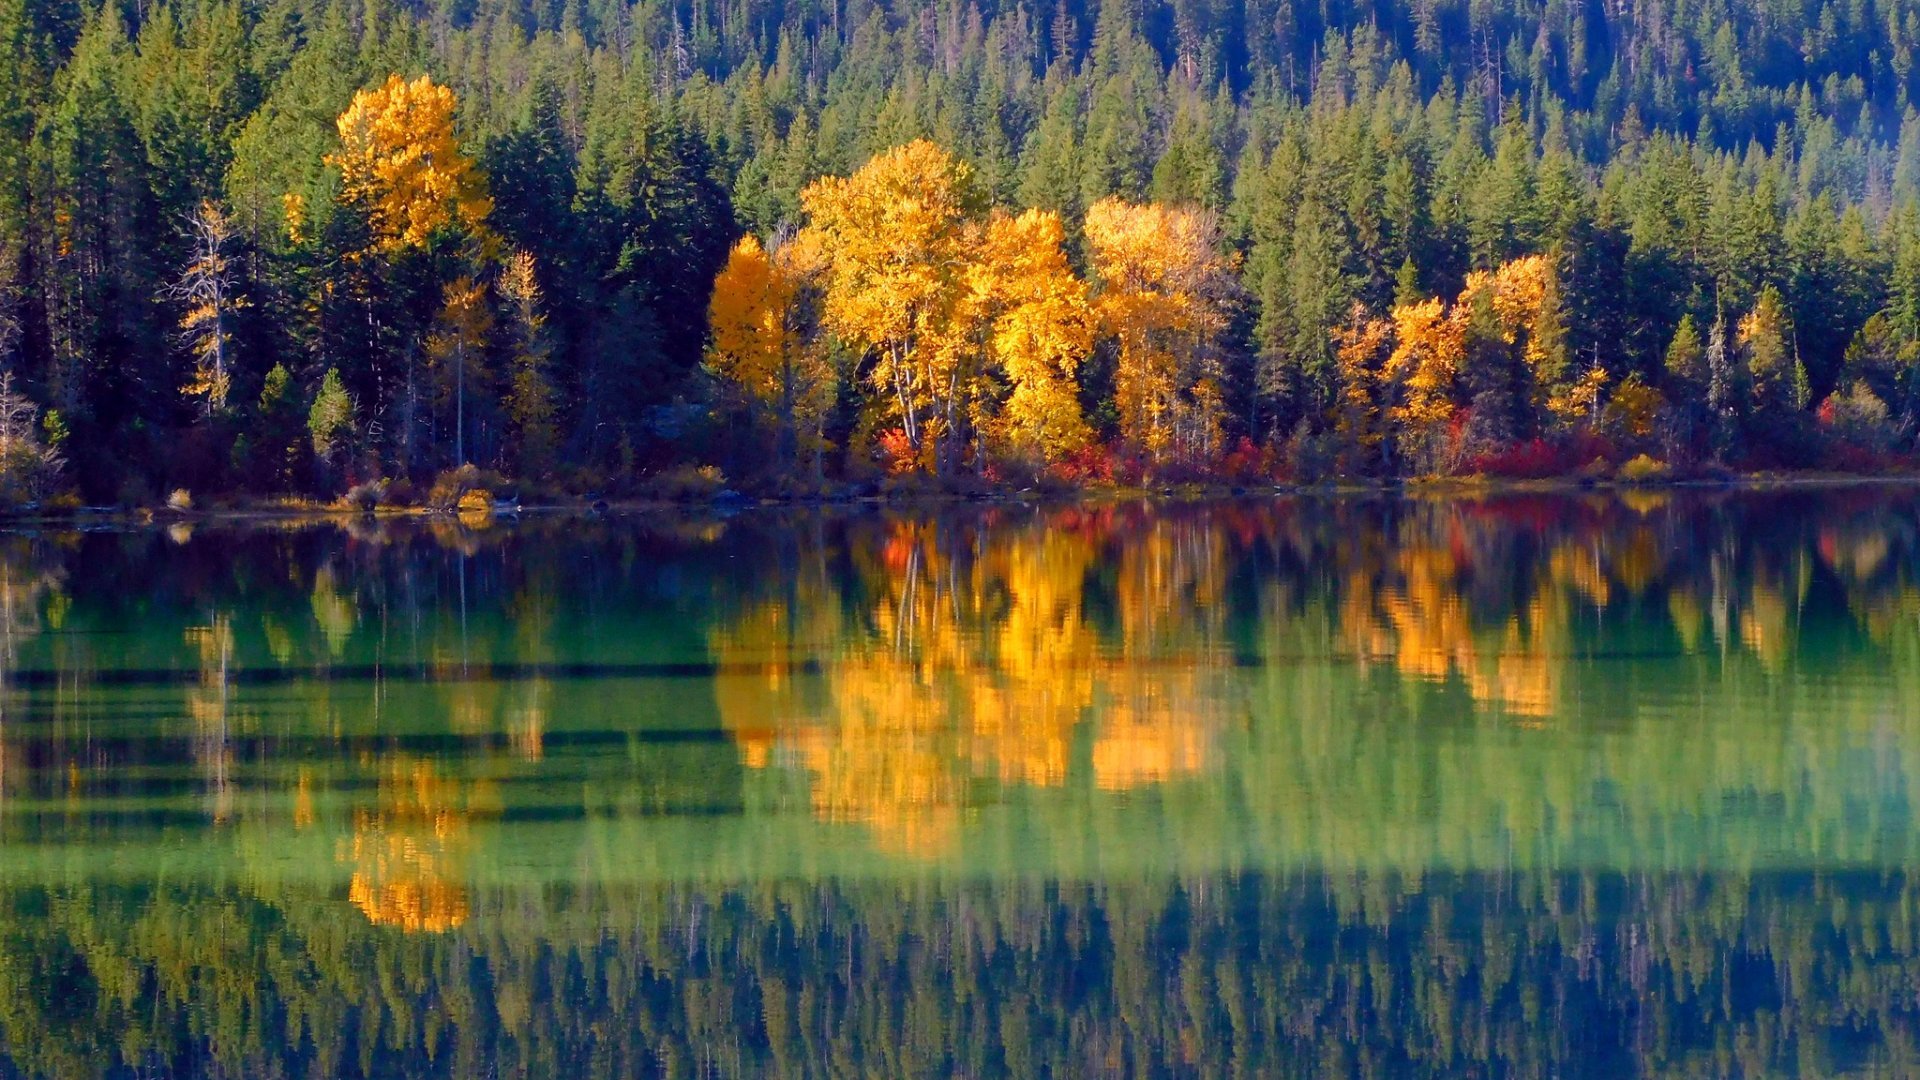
5 470 1919 528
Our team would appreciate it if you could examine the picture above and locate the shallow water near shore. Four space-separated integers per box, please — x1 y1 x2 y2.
1 489 1919 1075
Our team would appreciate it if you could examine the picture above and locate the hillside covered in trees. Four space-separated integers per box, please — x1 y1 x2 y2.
3 0 1920 500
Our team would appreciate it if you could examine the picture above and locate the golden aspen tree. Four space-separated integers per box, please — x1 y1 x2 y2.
1083 197 1229 465
171 200 244 416
798 141 979 473
328 74 493 253
708 235 793 401
1547 364 1609 426
1330 305 1393 469
1383 296 1465 467
707 233 835 475
424 276 493 465
1605 372 1665 437
499 252 557 475
970 209 1094 464
1464 253 1576 421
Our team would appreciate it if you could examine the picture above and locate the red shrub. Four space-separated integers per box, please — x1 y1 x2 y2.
1467 434 1621 479
1050 444 1114 484
876 429 918 475
1467 439 1570 479
1221 437 1286 484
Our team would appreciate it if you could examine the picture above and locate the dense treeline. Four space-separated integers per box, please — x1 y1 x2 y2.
4 0 1920 497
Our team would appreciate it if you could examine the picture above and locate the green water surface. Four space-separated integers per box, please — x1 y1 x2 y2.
0 489 1917 1076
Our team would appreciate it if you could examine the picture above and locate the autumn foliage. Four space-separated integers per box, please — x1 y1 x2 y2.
708 141 1795 487
710 140 1233 481
328 74 493 254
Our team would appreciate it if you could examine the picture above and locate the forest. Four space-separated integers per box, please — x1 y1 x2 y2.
3 0 1920 500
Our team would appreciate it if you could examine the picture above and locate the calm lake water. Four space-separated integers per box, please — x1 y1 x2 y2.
2 489 1920 1076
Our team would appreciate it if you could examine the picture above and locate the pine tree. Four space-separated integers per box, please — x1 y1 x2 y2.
1706 309 1739 460
1741 285 1803 417
307 367 355 479
500 252 559 476
1664 314 1706 390
248 362 306 492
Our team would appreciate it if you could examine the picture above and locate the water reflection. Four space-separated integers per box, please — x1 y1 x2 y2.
340 754 483 932
0 492 1910 1073
0 872 1914 1077
712 511 1231 854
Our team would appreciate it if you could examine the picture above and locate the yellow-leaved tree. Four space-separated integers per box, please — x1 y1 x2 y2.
328 74 493 253
1330 304 1394 472
1381 296 1465 470
970 209 1094 464
707 233 835 476
798 140 980 473
1083 197 1229 466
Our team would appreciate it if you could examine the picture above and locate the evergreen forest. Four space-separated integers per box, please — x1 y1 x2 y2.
4 0 1920 499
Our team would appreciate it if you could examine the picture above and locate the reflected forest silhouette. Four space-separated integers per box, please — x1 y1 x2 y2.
0 493 1919 1073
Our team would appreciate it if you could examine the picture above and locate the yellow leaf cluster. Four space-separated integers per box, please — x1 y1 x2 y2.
708 235 798 403
1340 253 1587 459
1384 297 1464 431
1332 305 1393 450
1084 197 1230 462
1605 372 1666 438
281 191 307 247
1459 254 1552 347
798 141 977 459
972 209 1095 460
329 74 493 253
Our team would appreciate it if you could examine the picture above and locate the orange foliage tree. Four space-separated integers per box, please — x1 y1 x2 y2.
707 233 835 475
328 74 493 254
969 209 1095 465
797 140 980 473
1083 197 1231 467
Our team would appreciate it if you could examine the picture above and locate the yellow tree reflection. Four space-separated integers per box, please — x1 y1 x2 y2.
339 755 472 932
711 508 1228 856
1093 511 1225 788
184 614 235 823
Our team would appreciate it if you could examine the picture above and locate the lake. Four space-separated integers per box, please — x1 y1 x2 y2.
1 489 1918 1076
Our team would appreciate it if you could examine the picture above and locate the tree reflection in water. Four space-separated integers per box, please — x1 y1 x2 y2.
0 492 1911 1073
